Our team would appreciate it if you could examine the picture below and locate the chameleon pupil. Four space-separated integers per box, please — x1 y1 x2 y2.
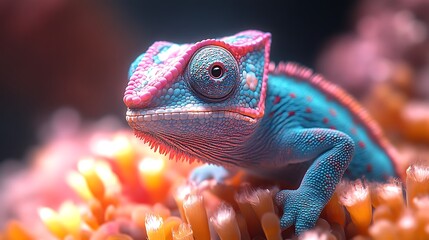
211 65 223 78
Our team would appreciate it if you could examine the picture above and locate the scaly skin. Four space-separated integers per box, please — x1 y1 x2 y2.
123 30 400 234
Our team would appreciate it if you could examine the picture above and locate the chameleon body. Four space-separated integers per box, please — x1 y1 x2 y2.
124 30 400 234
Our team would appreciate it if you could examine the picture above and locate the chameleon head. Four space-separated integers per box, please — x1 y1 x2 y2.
123 30 271 164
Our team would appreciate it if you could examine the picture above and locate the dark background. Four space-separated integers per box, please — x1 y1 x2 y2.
0 0 357 161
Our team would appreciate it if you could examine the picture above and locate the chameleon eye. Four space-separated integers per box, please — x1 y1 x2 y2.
187 46 238 101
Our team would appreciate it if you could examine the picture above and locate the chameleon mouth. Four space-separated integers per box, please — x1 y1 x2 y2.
126 108 256 123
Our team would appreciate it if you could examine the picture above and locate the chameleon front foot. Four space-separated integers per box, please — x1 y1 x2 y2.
189 164 232 184
275 187 325 235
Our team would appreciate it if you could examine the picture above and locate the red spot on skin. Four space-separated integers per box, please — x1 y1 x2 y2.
383 174 389 181
350 127 357 135
366 164 373 173
329 126 337 130
289 93 296 98
288 111 295 117
305 107 312 113
358 141 366 148
273 96 281 104
323 118 329 124
306 96 313 102
269 112 275 117
329 108 337 117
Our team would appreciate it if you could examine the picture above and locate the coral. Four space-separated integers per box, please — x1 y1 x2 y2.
1 112 429 239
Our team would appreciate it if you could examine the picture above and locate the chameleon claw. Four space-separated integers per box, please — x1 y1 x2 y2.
275 188 324 235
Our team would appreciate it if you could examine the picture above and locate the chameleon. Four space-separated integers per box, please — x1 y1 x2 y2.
123 30 400 234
